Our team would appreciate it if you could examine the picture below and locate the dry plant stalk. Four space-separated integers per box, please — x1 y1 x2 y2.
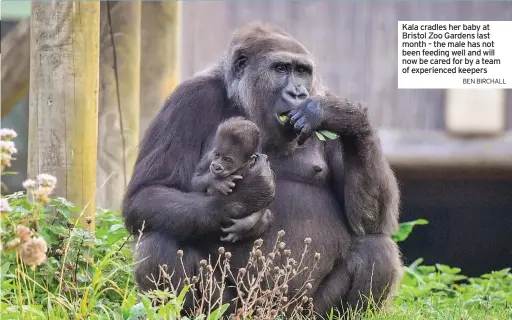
143 230 321 319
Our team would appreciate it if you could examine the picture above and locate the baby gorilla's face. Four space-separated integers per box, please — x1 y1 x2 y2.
210 147 247 179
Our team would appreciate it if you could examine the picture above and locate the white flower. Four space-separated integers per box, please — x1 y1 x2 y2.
36 174 57 189
0 128 17 140
0 140 17 154
0 198 12 214
22 179 37 190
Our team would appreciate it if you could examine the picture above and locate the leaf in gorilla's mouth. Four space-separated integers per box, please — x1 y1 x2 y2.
277 113 339 141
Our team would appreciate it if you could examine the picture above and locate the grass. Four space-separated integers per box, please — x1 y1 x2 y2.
1 129 511 319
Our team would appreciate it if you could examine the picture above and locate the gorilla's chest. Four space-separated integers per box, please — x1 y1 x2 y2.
268 140 329 187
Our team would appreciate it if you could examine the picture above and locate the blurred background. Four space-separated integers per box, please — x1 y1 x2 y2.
2 1 511 278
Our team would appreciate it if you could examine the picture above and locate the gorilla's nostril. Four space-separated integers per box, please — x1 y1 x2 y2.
286 90 298 99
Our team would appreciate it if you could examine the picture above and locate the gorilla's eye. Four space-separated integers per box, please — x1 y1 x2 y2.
274 63 287 73
213 150 220 158
223 157 233 164
296 66 308 75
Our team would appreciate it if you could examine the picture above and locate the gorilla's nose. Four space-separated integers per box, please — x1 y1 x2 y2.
282 84 308 108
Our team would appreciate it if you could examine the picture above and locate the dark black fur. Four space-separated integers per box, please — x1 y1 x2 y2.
123 21 402 317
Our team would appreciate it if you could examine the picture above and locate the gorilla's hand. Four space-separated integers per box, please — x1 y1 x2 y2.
211 175 244 195
220 209 272 243
286 99 325 145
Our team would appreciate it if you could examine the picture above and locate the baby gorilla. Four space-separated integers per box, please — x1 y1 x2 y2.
191 117 273 243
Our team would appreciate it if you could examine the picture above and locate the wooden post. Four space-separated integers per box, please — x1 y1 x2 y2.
28 2 100 229
96 1 141 209
140 1 181 138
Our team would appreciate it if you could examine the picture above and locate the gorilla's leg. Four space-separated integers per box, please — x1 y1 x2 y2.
312 235 402 317
133 232 238 313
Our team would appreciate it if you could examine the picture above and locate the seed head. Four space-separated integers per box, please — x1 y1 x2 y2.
284 249 291 256
238 268 247 275
278 242 286 250
199 259 207 267
16 225 32 242
305 283 313 290
218 246 225 254
277 230 285 237
225 251 232 259
177 250 184 257
85 217 92 224
314 252 321 260
18 237 48 269
304 237 312 245
254 238 263 247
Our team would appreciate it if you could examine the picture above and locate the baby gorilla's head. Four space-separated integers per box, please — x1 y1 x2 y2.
210 117 260 178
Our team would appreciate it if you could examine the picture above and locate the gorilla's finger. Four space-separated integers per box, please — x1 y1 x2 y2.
230 175 243 181
221 225 237 234
227 182 236 188
220 234 236 243
294 117 307 132
290 111 303 124
221 185 233 194
287 108 299 118
297 124 312 145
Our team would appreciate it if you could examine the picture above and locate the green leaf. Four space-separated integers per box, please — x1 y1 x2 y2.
279 114 287 122
392 219 429 242
314 131 326 141
0 171 17 175
127 302 146 320
318 130 339 139
208 303 230 320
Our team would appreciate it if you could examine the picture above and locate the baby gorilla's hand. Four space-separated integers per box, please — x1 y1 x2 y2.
212 175 243 195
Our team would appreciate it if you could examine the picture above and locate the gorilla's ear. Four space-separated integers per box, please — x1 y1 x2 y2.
233 52 248 78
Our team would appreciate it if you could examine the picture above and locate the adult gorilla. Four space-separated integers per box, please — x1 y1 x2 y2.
122 22 402 315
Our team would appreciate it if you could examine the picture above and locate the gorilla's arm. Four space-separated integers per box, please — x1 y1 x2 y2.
190 152 214 193
122 74 274 241
322 97 400 236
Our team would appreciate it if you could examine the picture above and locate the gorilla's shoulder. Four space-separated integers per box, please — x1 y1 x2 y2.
163 66 228 112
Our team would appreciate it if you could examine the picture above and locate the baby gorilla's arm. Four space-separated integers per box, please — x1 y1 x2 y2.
220 209 273 243
191 151 243 195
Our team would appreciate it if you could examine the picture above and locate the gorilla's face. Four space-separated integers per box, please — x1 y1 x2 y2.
234 52 315 141
210 140 248 178
226 27 319 144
